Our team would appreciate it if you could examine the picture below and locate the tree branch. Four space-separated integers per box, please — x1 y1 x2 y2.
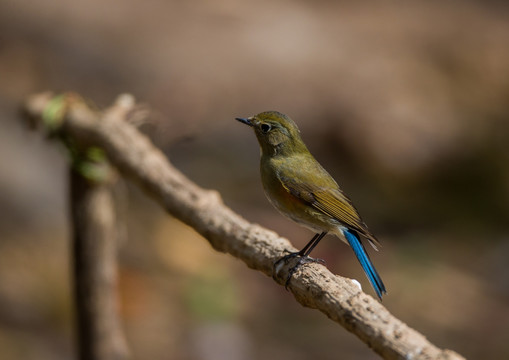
70 166 130 360
23 92 465 360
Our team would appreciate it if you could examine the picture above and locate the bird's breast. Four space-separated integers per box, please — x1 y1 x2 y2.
260 157 338 233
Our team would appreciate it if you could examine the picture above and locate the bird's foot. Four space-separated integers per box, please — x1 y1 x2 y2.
273 251 325 290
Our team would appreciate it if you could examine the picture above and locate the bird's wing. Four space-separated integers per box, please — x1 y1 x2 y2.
280 175 381 250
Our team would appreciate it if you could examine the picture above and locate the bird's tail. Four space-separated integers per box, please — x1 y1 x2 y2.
344 229 387 300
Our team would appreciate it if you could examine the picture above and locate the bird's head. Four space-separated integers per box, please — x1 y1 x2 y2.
236 111 307 156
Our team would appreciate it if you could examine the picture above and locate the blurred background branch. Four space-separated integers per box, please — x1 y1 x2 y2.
23 92 465 360
70 160 129 360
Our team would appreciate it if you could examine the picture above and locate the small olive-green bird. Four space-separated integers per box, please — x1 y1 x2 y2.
236 111 386 299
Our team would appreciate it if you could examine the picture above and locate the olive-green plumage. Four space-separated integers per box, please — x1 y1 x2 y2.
236 111 386 299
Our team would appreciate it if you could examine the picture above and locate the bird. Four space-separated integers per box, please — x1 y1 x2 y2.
235 111 386 300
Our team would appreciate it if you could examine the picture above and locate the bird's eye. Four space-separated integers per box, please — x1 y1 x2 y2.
260 123 271 133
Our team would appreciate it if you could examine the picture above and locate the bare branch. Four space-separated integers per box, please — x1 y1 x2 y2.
70 167 130 360
23 92 466 360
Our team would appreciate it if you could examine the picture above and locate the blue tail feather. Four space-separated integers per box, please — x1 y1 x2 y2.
343 229 386 300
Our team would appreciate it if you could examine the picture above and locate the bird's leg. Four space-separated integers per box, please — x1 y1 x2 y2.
277 233 320 259
301 231 327 257
274 232 323 267
273 232 327 289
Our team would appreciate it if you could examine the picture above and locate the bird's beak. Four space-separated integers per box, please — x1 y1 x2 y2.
235 117 253 127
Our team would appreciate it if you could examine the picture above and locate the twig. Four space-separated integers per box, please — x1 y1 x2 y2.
23 92 466 360
70 167 130 360
65 97 132 360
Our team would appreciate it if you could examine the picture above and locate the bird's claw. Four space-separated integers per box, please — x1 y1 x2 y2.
273 251 325 290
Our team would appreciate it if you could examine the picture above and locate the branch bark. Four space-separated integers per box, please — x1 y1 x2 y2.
23 92 465 360
70 167 130 360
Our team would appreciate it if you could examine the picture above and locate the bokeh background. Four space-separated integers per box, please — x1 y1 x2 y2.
1 0 509 359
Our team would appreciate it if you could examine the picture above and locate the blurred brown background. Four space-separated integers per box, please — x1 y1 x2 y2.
1 0 509 359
